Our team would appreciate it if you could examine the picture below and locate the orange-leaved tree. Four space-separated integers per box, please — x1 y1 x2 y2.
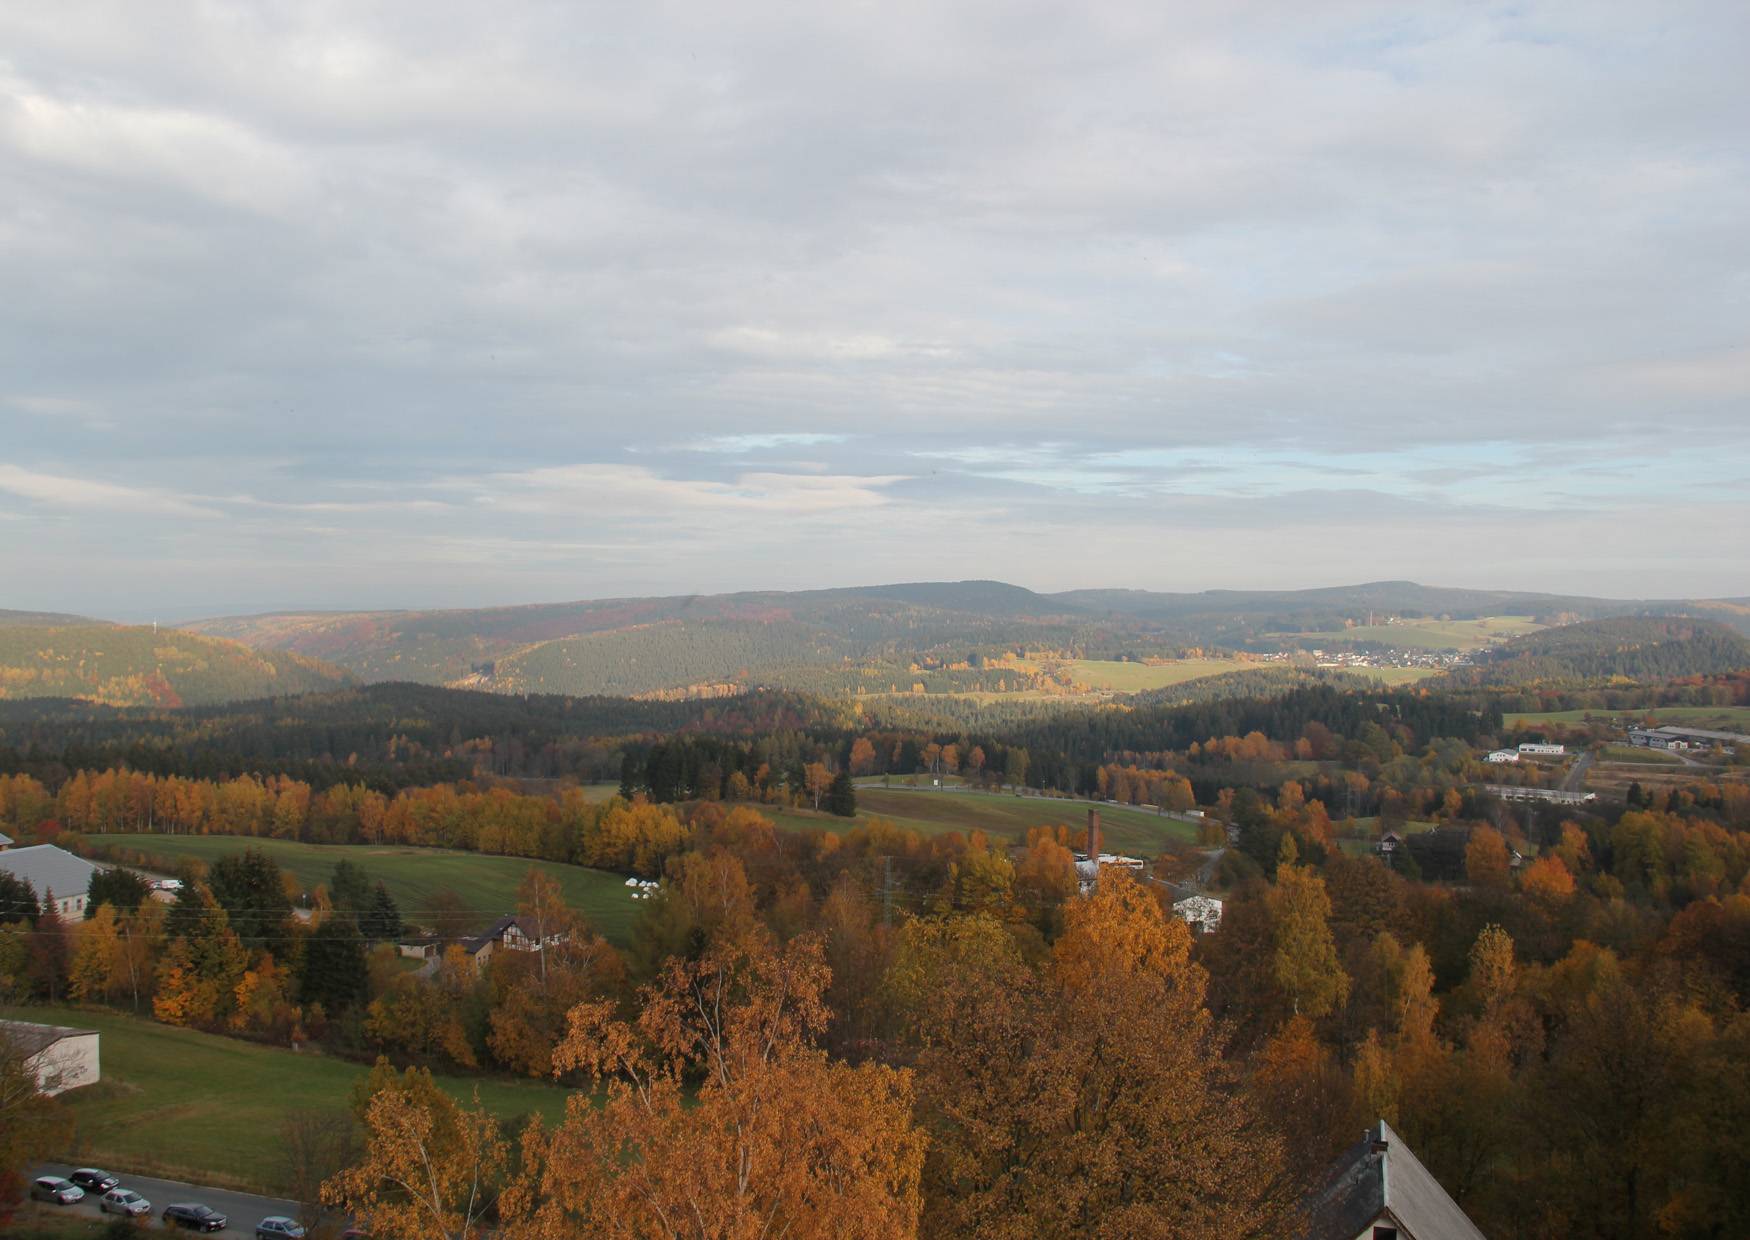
506 931 925 1239
912 875 1294 1237
323 1060 511 1240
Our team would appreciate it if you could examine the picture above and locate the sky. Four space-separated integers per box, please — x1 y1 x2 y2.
2 1 1747 619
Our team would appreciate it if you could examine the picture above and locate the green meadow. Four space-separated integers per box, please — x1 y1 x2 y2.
0 1003 573 1194
80 834 639 945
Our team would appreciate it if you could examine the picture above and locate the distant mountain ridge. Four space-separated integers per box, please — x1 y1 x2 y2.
0 609 106 627
0 621 353 707
172 580 1750 700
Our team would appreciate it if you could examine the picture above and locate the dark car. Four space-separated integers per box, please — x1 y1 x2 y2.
70 1167 121 1193
29 1176 84 1205
256 1217 307 1239
163 1202 230 1232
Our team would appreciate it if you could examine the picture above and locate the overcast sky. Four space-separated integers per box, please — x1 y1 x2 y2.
3 1 1746 618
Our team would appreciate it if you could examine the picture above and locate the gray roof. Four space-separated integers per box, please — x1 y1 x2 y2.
0 845 100 903
0 831 13 847
0 1018 99 1057
1301 1119 1484 1240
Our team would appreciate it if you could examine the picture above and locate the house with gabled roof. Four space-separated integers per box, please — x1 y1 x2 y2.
1300 1119 1483 1240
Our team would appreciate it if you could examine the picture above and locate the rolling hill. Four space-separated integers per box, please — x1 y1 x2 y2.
0 623 353 707
1443 616 1750 686
0 607 104 626
177 581 1748 700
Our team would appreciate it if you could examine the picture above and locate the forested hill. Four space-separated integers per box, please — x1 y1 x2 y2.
174 580 1745 699
1443 617 1750 686
0 624 353 708
0 608 104 627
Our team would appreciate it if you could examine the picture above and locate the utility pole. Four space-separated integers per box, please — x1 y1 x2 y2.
882 855 894 928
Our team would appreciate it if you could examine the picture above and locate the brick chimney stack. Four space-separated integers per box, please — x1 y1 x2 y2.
1087 807 1101 861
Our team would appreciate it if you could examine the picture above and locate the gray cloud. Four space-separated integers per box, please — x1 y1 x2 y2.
1 1 1746 615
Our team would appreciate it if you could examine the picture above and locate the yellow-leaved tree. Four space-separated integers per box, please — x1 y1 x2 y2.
322 1061 509 1240
507 931 925 1239
911 874 1294 1237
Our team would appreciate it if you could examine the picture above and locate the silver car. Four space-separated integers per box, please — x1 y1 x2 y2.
102 1187 153 1216
29 1176 84 1205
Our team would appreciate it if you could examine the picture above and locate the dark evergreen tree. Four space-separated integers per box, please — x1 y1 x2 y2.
164 882 213 943
300 918 368 1011
1232 787 1280 870
329 859 373 917
208 847 292 951
0 872 39 923
828 769 857 817
86 867 151 915
361 882 403 941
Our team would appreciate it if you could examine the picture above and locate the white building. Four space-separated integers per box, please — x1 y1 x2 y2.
0 1019 101 1095
1518 742 1566 756
0 844 100 919
1485 749 1520 764
1633 725 1748 753
1172 894 1223 934
1484 784 1596 805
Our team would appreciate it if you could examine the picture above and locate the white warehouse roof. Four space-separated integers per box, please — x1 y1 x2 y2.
0 845 100 904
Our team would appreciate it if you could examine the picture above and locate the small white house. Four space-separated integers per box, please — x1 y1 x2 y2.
0 1019 100 1095
1485 750 1520 764
1172 895 1224 934
1518 742 1566 756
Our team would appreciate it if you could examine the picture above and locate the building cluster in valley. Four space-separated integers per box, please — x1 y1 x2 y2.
1486 742 1567 764
1627 724 1746 755
1254 647 1472 673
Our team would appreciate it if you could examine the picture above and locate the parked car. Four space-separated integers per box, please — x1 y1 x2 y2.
101 1188 153 1216
163 1202 230 1232
29 1176 84 1205
256 1217 307 1239
70 1167 121 1193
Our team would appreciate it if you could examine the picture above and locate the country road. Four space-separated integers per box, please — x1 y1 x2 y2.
30 1162 309 1236
1562 752 1594 792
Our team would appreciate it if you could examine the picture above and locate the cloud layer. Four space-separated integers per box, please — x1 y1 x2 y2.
2 2 1746 616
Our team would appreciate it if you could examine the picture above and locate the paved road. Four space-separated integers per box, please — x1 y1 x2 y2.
1562 752 1594 792
1194 847 1226 887
31 1162 307 1236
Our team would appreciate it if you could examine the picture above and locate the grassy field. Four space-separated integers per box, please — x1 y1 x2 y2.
81 834 639 945
1284 615 1543 651
1598 745 1684 765
1061 658 1251 692
1509 705 1750 730
0 1003 573 1194
758 787 1203 856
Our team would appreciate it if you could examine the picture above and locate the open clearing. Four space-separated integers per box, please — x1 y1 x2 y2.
1598 745 1684 765
1060 658 1251 692
1037 658 1437 694
1281 615 1543 651
759 786 1202 856
1509 705 1750 730
80 834 639 944
0 1003 572 1194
